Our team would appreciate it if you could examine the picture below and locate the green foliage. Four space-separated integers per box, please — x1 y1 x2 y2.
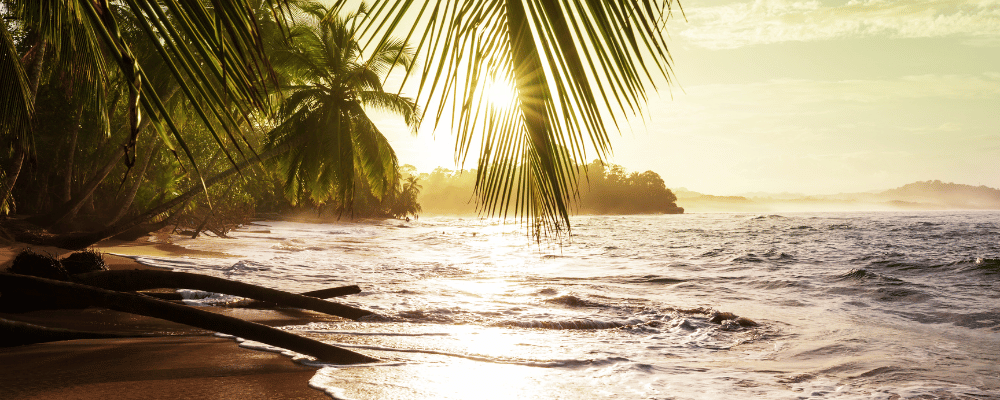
0 0 678 243
364 0 679 235
578 160 683 215
264 3 419 212
413 161 683 216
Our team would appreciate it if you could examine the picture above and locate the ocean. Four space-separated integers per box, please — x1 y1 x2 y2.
130 211 1000 399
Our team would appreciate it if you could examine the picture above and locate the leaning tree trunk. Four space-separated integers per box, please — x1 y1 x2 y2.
62 103 84 203
0 151 24 214
49 136 308 249
1 317 138 347
105 140 161 227
47 139 129 228
44 85 180 230
0 272 377 364
73 270 375 320
7 131 303 249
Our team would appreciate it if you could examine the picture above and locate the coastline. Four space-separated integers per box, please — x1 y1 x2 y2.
0 237 334 400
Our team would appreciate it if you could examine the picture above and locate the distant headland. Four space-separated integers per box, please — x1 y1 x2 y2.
674 180 1000 213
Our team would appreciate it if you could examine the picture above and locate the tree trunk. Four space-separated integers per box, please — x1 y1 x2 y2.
78 136 305 246
1 38 46 215
62 103 83 203
105 140 160 227
0 272 377 364
45 85 179 229
9 134 302 249
24 40 45 98
1 318 137 347
72 270 375 320
0 151 24 214
140 285 362 302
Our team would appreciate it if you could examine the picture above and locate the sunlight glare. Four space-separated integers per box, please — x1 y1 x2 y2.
484 78 517 109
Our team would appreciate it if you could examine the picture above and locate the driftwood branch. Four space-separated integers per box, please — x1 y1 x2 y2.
301 285 362 298
138 285 362 305
0 272 377 364
0 318 137 347
73 270 374 320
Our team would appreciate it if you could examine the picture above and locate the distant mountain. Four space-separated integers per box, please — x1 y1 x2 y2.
673 181 1000 213
875 180 1000 209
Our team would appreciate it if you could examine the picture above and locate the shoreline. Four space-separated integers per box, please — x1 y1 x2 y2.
0 237 335 400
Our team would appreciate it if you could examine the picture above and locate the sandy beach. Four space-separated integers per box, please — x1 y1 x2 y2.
0 239 335 400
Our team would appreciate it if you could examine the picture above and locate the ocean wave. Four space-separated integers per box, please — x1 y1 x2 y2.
493 319 627 330
640 276 687 284
544 295 605 308
836 268 906 284
731 250 796 264
892 310 1000 330
951 257 1000 275
749 214 788 221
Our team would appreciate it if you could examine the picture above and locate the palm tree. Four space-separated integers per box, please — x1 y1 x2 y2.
264 3 419 213
352 0 678 235
0 0 286 209
394 175 423 218
0 0 678 245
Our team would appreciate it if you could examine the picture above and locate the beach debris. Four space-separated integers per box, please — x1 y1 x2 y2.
0 272 378 364
709 310 759 330
136 290 185 301
60 249 108 275
239 284 363 308
300 285 362 299
0 317 136 347
6 249 69 281
708 311 738 324
73 270 376 320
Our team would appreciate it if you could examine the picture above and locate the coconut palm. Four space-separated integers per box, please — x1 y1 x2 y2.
356 0 679 235
0 0 677 245
264 3 419 213
0 0 286 208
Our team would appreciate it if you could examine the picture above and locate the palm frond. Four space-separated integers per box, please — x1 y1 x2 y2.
371 0 677 236
0 21 34 155
7 0 290 181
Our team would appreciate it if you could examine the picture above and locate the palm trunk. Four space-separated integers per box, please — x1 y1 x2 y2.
45 85 178 229
2 38 47 215
0 272 377 364
18 136 304 249
0 151 24 214
62 104 84 203
48 144 127 228
93 136 305 242
105 140 160 227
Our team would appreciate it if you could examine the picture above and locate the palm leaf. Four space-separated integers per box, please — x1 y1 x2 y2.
371 0 677 236
0 21 34 155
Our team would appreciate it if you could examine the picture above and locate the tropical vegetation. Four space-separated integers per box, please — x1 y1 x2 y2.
0 0 679 247
412 161 684 215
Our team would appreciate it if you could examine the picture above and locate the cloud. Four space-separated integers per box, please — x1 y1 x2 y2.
655 74 1000 115
679 0 1000 49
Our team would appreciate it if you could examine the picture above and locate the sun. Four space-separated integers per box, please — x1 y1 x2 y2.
483 78 518 109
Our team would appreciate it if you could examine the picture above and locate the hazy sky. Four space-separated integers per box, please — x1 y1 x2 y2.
373 0 1000 195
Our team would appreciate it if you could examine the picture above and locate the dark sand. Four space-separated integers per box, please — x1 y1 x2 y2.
0 240 337 400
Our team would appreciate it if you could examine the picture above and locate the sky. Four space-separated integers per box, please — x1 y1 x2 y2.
372 0 1000 196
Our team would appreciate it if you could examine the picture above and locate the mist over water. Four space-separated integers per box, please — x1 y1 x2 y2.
133 212 1000 399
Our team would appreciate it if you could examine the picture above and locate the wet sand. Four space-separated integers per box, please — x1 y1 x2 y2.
0 239 334 400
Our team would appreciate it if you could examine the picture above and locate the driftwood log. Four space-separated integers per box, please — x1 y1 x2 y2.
0 272 377 364
300 285 362 299
0 318 138 347
73 270 374 320
139 285 361 303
